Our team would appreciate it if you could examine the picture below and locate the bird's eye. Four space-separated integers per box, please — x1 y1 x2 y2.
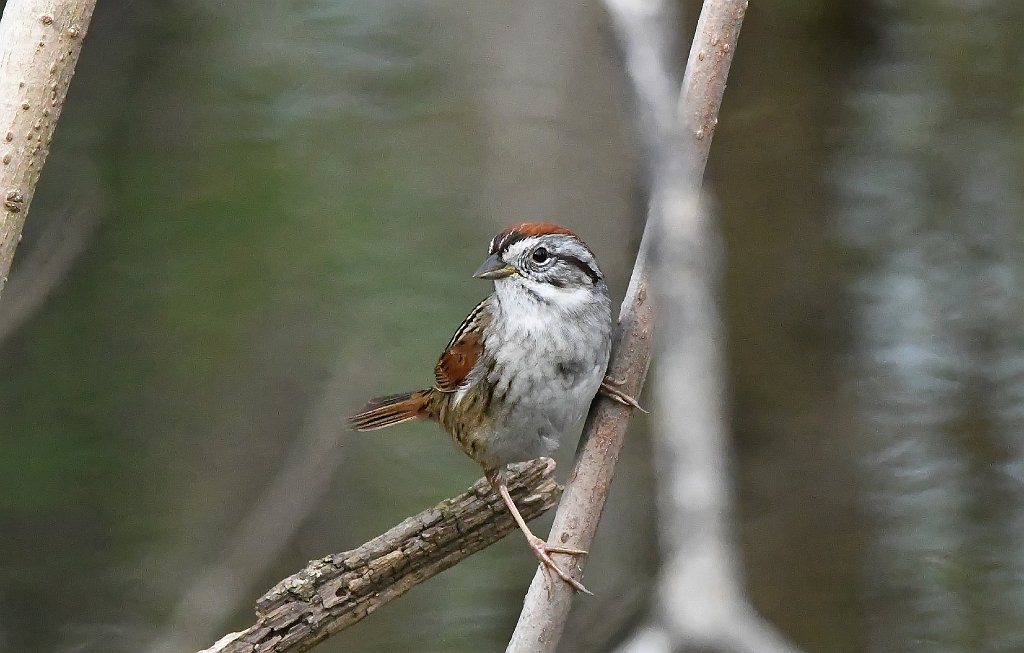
532 247 550 264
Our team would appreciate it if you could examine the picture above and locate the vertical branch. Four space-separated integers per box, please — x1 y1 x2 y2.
507 2 747 651
628 126 802 653
0 0 95 300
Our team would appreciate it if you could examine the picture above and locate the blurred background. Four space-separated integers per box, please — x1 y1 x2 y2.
1 0 1023 651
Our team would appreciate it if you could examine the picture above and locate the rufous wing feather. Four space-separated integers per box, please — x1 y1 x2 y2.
349 390 431 431
433 298 490 393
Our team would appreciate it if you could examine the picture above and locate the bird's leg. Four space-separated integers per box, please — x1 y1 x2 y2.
599 375 647 413
485 468 592 595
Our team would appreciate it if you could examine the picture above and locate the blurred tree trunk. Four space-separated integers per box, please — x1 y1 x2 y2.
0 0 95 299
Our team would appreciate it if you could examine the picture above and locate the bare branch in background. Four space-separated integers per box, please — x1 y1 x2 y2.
569 0 805 651
197 458 561 653
146 362 359 653
0 0 96 301
619 186 803 653
507 1 750 650
0 195 103 343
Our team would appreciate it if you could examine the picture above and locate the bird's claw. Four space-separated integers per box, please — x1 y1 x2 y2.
599 377 648 413
527 534 592 595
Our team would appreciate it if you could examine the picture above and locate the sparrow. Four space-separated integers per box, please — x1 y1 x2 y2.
350 222 641 593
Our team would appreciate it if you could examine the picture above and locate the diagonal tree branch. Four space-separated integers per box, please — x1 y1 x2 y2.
507 1 747 651
0 0 96 301
198 458 560 653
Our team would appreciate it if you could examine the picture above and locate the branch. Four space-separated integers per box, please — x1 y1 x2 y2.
507 1 746 649
0 0 96 301
198 458 560 653
622 157 803 653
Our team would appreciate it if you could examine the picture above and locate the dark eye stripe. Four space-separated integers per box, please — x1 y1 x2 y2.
556 254 600 284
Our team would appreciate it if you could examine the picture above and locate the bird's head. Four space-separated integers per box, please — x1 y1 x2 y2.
473 222 605 303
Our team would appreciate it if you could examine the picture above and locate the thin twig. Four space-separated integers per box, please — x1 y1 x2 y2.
197 458 561 653
507 1 747 650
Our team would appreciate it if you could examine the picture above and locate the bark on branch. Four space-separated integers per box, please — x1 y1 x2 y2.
198 458 560 653
0 0 96 300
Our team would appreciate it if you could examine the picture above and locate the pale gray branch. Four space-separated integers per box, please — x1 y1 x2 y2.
0 0 96 300
599 1 803 652
621 189 803 652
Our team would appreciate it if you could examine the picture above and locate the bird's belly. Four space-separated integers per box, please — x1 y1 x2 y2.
452 295 612 470
467 421 558 469
466 359 604 468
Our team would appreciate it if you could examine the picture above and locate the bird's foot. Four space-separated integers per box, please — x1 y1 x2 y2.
525 533 592 595
600 376 648 413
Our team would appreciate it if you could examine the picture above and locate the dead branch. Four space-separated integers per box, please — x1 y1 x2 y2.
198 458 560 653
0 0 96 300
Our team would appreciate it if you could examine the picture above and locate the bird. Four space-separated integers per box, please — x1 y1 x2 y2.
349 222 642 593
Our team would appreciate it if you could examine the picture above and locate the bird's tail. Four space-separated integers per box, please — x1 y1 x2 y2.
349 390 432 431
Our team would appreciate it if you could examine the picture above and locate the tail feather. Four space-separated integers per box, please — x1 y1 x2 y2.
349 390 431 431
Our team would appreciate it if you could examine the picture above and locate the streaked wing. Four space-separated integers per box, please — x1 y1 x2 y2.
434 297 491 393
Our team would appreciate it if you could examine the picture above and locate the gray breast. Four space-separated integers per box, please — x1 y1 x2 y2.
555 358 587 383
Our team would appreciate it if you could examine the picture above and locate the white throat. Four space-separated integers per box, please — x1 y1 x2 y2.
495 277 594 321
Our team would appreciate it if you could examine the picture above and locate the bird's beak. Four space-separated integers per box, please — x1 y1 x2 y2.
473 253 517 280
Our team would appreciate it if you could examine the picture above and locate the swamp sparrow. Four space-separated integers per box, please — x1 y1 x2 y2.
350 222 640 593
